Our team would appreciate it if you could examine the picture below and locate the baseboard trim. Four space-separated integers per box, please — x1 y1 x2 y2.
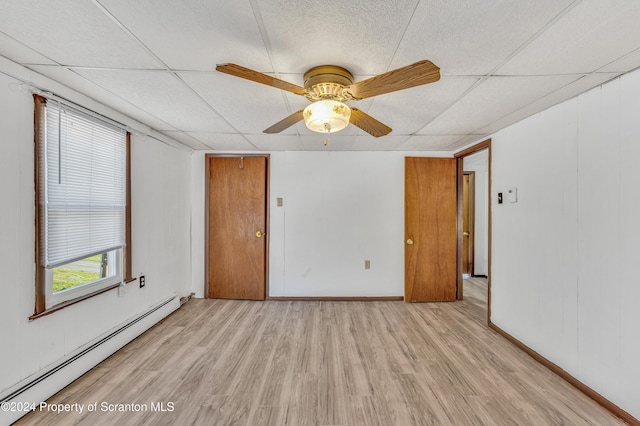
1 296 179 425
267 296 404 301
488 321 639 426
471 274 488 278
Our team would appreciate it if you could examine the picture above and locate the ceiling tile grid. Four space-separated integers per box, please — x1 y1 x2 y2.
419 75 582 135
497 0 640 75
398 134 465 151
246 134 304 151
366 76 480 135
389 0 577 75
0 0 162 69
96 0 273 72
72 69 234 133
183 132 258 151
27 65 182 133
2 1 640 151
255 0 420 75
0 32 57 65
160 131 212 150
477 73 619 134
178 71 293 135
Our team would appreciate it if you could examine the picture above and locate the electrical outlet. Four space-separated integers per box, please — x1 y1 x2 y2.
139 275 145 288
365 260 371 270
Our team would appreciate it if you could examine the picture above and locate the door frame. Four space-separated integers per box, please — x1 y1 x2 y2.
204 154 270 299
454 139 491 322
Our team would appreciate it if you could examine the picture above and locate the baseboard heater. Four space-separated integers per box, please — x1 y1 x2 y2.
1 295 177 403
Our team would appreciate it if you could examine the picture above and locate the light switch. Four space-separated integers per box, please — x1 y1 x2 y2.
277 197 283 207
507 188 517 203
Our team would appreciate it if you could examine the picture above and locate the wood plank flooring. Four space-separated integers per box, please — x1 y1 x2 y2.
15 279 623 425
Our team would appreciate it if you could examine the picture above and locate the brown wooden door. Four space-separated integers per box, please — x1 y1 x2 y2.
462 172 475 275
208 156 267 300
405 157 457 302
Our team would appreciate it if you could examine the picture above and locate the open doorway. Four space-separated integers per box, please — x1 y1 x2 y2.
455 140 491 322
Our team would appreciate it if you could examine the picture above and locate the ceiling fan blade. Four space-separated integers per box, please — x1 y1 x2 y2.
346 60 440 99
349 108 392 137
216 63 308 96
263 110 305 133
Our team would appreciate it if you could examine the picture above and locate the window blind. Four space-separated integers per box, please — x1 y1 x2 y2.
42 101 127 268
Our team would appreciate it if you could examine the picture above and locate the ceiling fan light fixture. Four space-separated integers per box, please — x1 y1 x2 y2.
303 100 351 133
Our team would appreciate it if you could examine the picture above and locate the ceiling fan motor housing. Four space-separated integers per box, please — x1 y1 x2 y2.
303 65 355 102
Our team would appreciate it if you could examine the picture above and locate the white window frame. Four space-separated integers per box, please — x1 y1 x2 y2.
45 249 123 309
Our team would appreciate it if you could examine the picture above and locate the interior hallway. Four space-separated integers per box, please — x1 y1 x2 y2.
15 279 622 425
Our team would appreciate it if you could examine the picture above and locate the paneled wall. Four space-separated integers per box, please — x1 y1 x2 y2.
0 69 192 421
491 69 640 419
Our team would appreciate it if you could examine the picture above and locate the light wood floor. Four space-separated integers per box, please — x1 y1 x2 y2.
15 279 622 425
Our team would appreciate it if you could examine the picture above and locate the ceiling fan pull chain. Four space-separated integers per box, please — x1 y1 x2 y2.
323 123 331 146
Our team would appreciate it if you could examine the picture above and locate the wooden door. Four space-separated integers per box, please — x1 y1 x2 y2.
462 172 475 275
208 156 267 300
405 157 457 302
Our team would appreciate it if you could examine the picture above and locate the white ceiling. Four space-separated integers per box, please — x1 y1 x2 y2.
1 0 640 151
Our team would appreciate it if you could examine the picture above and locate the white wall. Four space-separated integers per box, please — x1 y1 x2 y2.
191 150 452 298
0 67 192 423
491 69 640 419
463 162 489 276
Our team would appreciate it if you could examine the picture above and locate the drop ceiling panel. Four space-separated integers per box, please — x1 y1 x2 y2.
2 1 639 152
498 0 640 75
282 90 311 113
0 0 161 69
178 71 293 134
452 135 490 152
160 131 211 150
365 76 479 135
391 0 575 75
398 135 465 151
29 65 179 132
247 134 305 151
477 73 618 134
257 0 419 74
73 69 235 133
184 133 257 151
599 48 640 73
420 75 579 135
0 33 57 65
351 135 409 151
97 0 272 72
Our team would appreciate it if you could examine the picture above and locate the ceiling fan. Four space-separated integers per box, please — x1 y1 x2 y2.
216 60 440 138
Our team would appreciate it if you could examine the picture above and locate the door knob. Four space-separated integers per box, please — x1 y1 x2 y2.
406 238 414 245
255 231 264 238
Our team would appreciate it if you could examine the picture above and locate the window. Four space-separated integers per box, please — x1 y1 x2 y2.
33 95 132 317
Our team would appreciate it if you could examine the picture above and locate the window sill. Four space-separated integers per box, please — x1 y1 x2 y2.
29 277 137 321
